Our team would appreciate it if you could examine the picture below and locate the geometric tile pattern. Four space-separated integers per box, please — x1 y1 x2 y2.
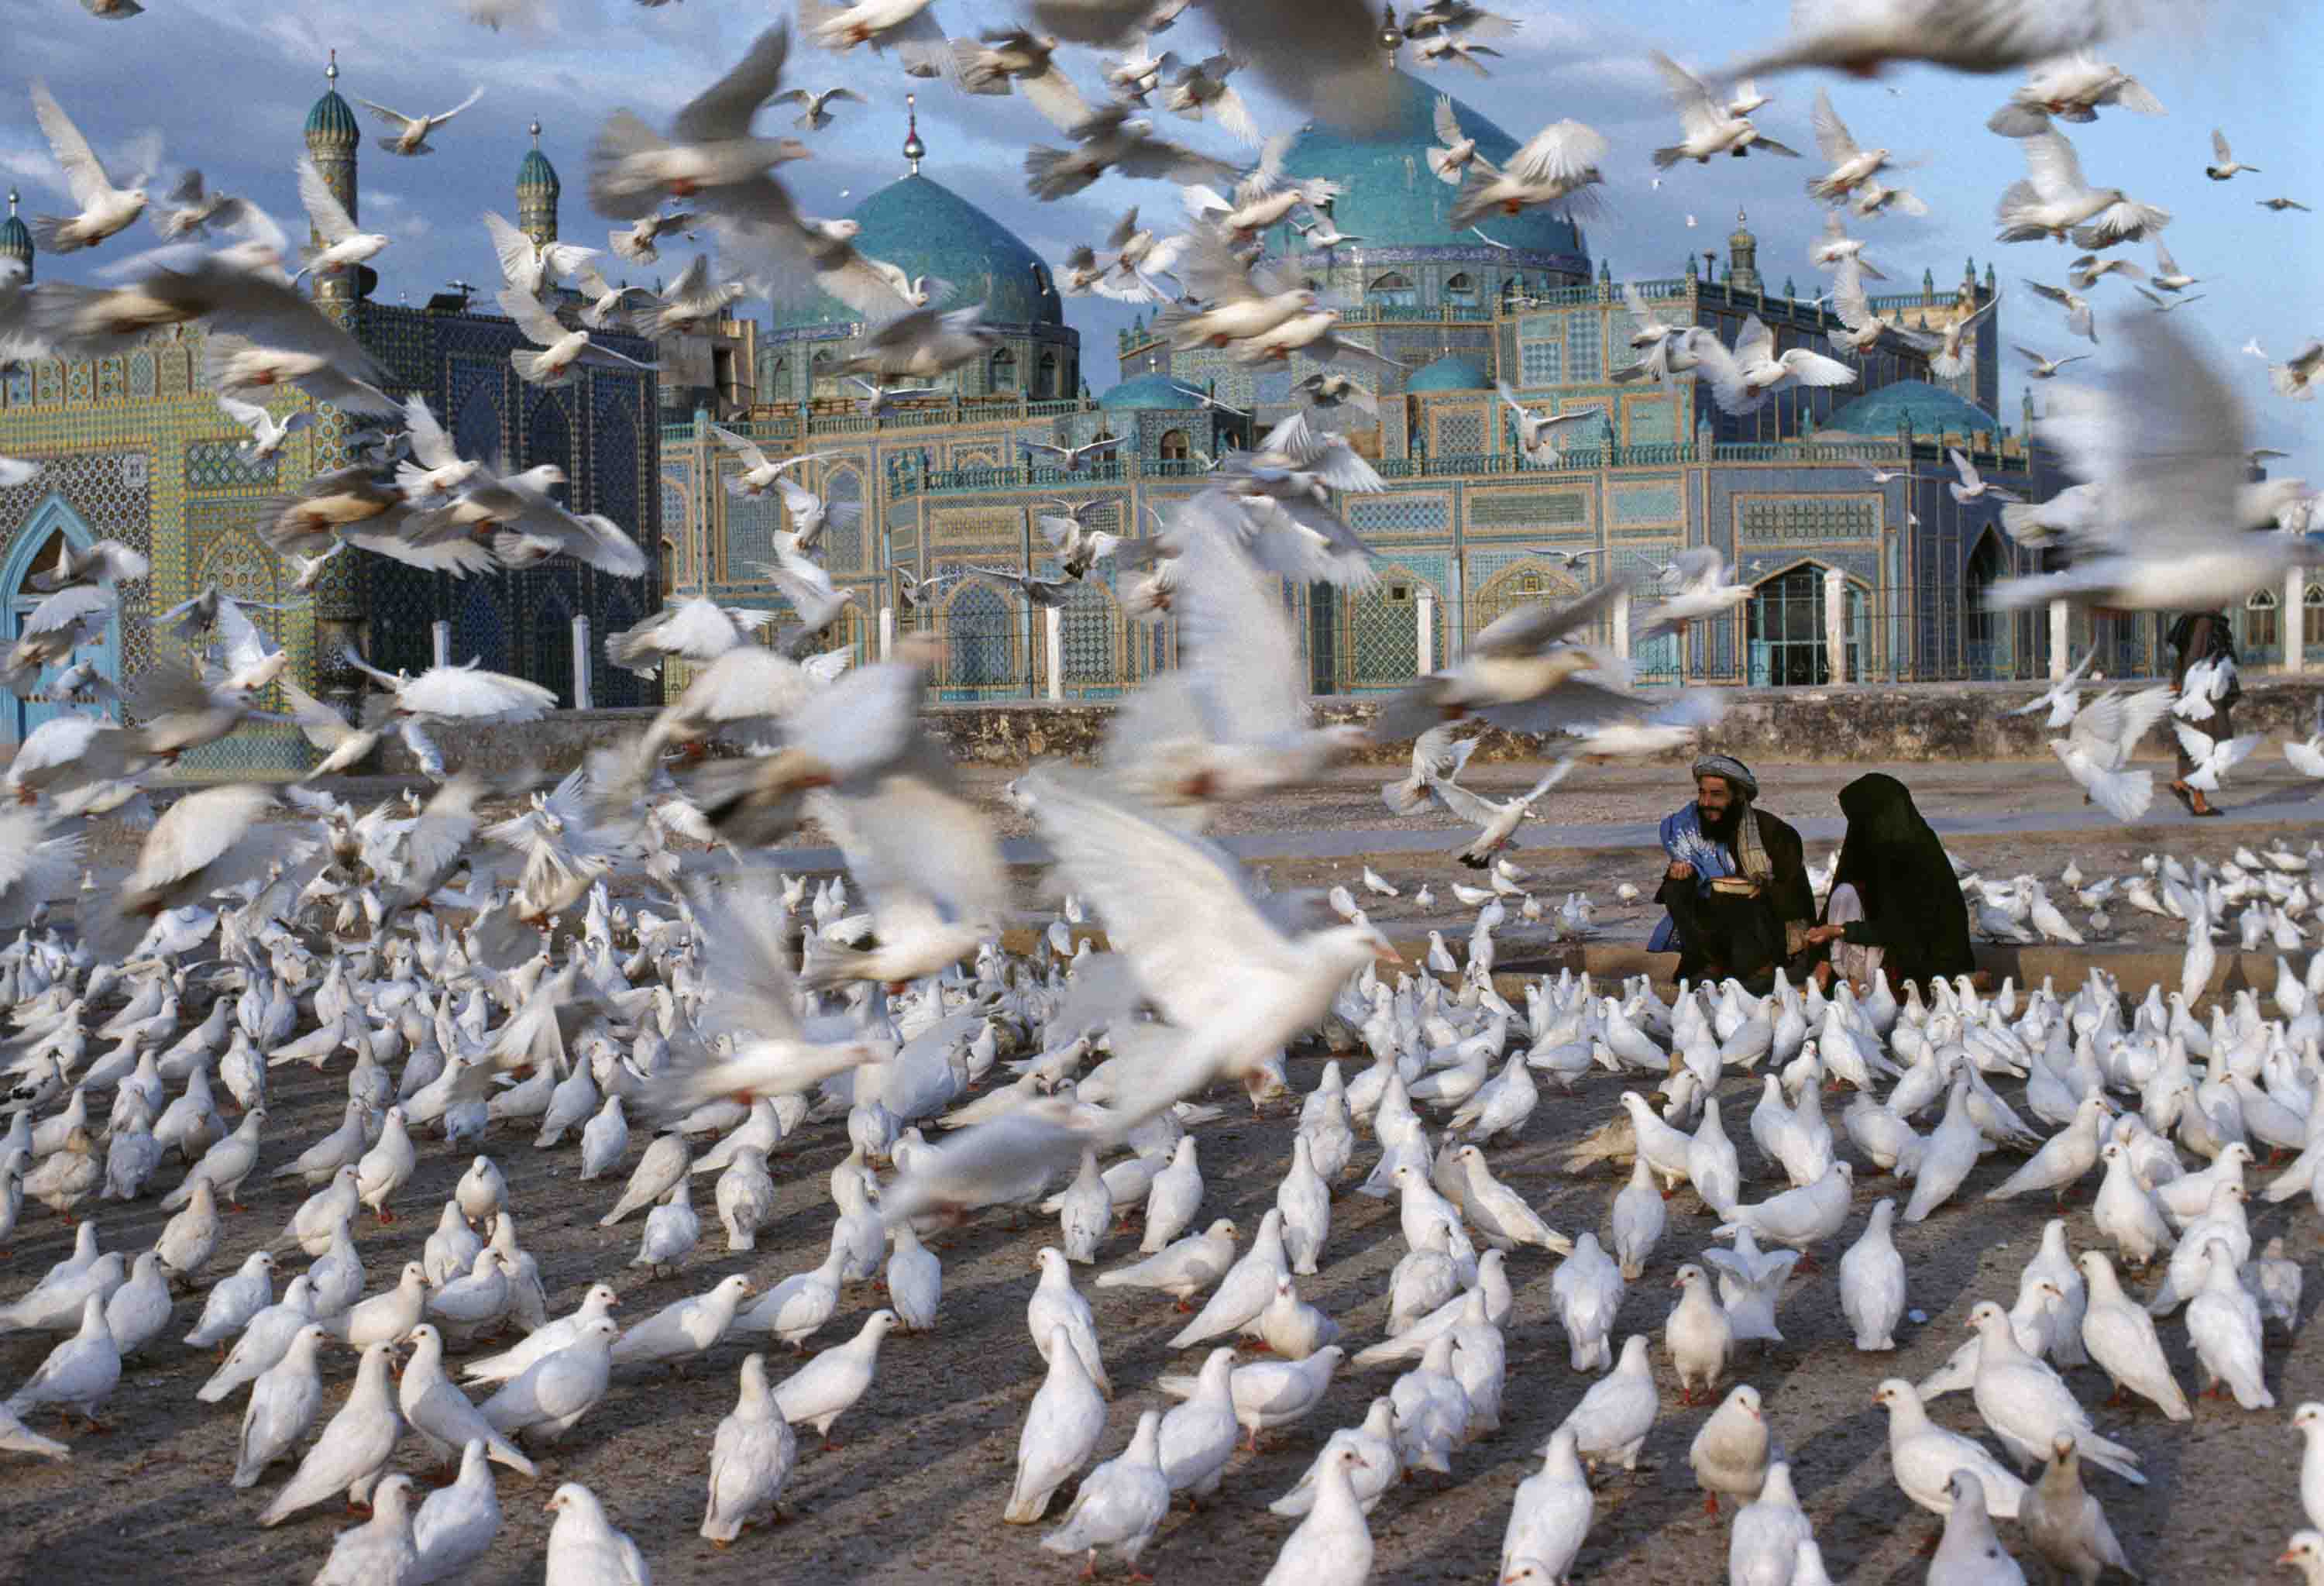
1469 490 1587 528
1612 483 1683 524
1346 495 1451 534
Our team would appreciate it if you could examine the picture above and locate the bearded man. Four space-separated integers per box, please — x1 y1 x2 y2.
1645 753 1819 993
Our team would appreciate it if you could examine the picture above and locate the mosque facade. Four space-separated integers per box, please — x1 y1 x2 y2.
0 59 661 770
655 70 2235 706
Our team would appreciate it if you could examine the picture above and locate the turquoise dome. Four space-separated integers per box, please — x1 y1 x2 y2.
1820 379 1997 438
305 86 359 146
768 172 1064 330
517 146 560 194
1281 71 1588 267
1099 373 1206 411
1405 353 1490 391
0 191 30 267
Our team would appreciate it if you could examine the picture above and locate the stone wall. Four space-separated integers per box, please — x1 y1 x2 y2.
367 676 2324 776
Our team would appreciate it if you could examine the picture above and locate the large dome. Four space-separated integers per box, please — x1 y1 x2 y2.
1281 71 1589 268
1820 379 1996 439
769 172 1064 332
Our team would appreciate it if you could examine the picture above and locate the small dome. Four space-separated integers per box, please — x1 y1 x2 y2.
517 146 560 195
0 189 31 267
768 172 1064 331
305 53 359 146
1405 352 1490 392
1098 373 1206 411
1820 379 1997 439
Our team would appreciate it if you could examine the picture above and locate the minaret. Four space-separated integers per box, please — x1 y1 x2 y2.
1726 207 1760 295
0 189 31 284
902 95 925 176
1378 5 1404 60
517 119 561 247
303 51 361 303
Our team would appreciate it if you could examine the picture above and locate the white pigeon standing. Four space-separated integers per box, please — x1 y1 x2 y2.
1928 1471 2029 1586
544 1482 651 1586
1838 1198 1906 1350
399 1323 537 1476
1610 1156 1666 1280
2185 1237 2274 1408
772 1309 898 1450
1260 1443 1374 1586
258 1341 403 1526
701 1354 797 1544
1729 1460 1814 1586
312 1472 421 1586
1006 1324 1109 1523
1503 1425 1593 1581
232 1321 328 1488
412 1440 504 1582
1666 1264 1734 1405
1277 1134 1331 1276
1549 1231 1624 1371
479 1317 619 1445
1968 1303 2144 1483
885 1222 943 1332
1556 1333 1658 1473
4 1293 119 1429
1040 1409 1171 1579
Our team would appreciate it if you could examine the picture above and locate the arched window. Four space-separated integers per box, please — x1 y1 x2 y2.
658 539 678 601
1443 273 1477 308
989 346 1018 393
1366 272 1415 309
822 470 863 570
810 349 842 400
455 380 501 466
765 356 788 401
2247 587 2281 658
2305 583 2324 652
1746 566 1865 686
945 582 1013 688
1158 428 1190 463
1035 350 1058 400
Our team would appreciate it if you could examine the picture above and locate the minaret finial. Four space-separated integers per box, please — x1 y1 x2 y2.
325 48 338 83
529 119 542 144
5 191 15 216
902 94 924 175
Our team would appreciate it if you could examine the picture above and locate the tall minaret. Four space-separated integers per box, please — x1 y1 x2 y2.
517 119 561 246
0 189 31 284
303 51 361 303
1726 207 1761 295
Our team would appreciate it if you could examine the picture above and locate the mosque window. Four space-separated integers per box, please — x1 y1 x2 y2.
1159 428 1190 463
2305 583 2324 649
658 539 676 600
1366 272 1416 309
765 356 788 401
2247 587 2281 655
1443 273 1476 308
810 349 842 400
990 346 1018 392
947 582 1014 687
1036 350 1058 399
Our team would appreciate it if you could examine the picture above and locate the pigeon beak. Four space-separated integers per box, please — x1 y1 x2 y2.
543 1497 559 1514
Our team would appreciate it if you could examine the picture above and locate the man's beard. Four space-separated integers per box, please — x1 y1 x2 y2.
1700 801 1741 842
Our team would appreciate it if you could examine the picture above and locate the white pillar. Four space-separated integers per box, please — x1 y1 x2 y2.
1822 569 1848 686
430 620 451 668
2048 600 2071 682
1043 605 1064 701
569 615 592 710
878 604 895 662
2286 568 2305 675
1416 587 1435 673
1611 587 1630 668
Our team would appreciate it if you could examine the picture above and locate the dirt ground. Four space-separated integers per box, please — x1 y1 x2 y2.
6 950 2324 1578
6 756 2319 1581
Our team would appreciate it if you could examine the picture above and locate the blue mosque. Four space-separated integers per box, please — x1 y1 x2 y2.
655 68 2174 701
0 57 662 770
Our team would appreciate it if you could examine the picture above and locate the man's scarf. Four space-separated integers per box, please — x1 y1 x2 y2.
1647 798 1772 953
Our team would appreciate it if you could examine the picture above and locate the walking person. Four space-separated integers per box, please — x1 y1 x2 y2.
2167 610 2239 817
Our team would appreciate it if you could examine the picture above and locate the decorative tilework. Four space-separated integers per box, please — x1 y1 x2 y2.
1625 399 1676 446
1519 314 1563 341
1346 495 1450 534
724 486 785 576
823 467 864 572
1612 483 1683 525
128 352 156 400
1566 315 1602 382
1469 490 1587 528
454 579 510 673
184 440 278 490
98 359 123 401
1738 495 1879 541
1432 411 1484 453
1519 338 1563 384
3 371 27 404
1609 312 1643 373
1252 370 1294 406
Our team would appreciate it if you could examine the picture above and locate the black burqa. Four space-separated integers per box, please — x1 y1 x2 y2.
1825 772 1975 991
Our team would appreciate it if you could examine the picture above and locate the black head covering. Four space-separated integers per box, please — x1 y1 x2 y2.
1828 772 1975 986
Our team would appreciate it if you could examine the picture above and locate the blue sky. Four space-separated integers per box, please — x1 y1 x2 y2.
0 0 2315 483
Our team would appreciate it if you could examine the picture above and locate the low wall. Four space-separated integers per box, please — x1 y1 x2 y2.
366 676 2324 777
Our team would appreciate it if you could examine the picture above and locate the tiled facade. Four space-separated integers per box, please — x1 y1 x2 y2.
0 69 659 765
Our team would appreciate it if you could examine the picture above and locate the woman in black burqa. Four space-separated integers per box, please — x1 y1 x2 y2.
1801 773 1975 994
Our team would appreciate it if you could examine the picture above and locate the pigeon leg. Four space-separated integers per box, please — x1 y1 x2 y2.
1702 1494 1719 1516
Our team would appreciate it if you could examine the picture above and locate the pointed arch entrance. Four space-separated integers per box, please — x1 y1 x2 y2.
0 497 117 740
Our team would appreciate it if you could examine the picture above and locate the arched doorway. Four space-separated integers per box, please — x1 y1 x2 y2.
1366 272 1415 309
1961 530 2013 678
0 499 118 741
1745 564 1862 687
1158 429 1190 464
